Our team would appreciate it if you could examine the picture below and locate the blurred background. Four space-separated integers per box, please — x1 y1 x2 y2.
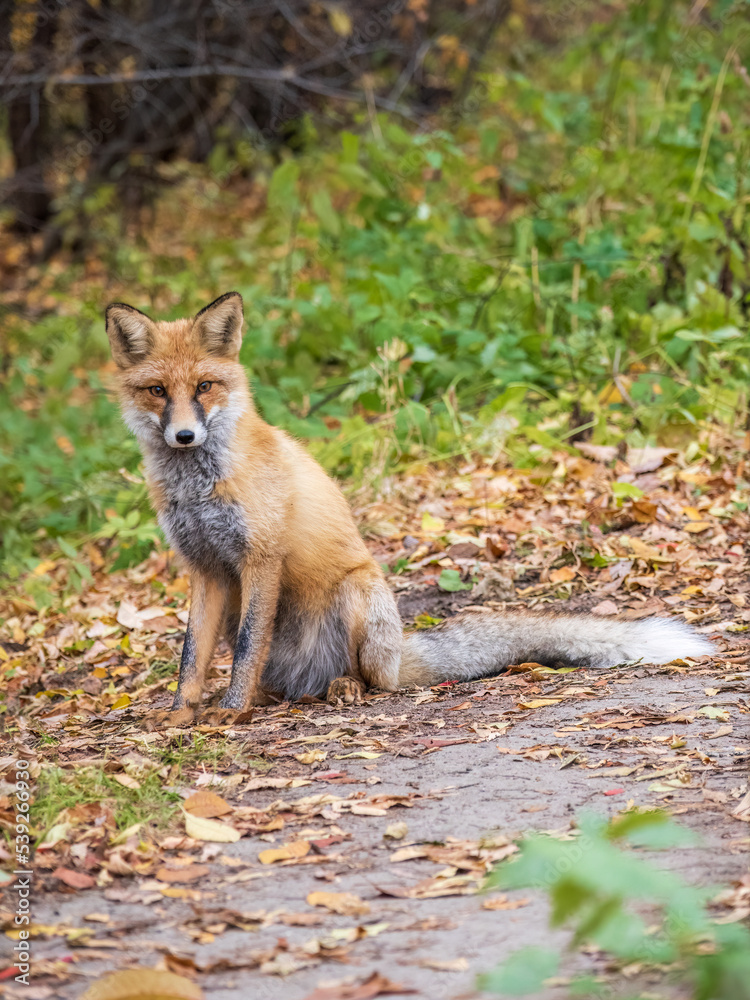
1 0 748 601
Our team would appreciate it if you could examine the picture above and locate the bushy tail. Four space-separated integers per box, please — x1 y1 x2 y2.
398 608 714 686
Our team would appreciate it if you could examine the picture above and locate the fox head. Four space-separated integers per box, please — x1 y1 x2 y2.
105 292 249 451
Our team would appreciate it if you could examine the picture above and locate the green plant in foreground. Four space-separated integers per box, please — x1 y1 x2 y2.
481 811 750 999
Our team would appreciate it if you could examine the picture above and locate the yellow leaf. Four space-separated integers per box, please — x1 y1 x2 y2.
549 566 576 583
295 749 328 764
160 887 203 900
518 698 562 709
259 840 310 864
333 751 382 760
682 506 703 520
183 811 240 843
79 968 203 1000
684 521 711 533
619 536 668 562
697 706 730 722
33 559 57 576
307 891 370 916
421 511 446 533
93 667 107 678
598 379 631 405
111 693 131 710
328 5 352 36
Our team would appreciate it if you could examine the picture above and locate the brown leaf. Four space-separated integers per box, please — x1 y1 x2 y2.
155 865 210 884
577 443 617 463
482 894 530 910
79 968 203 1000
549 566 576 583
307 891 371 916
112 773 141 790
377 873 478 899
631 499 658 523
258 840 311 864
183 790 233 818
302 971 418 1000
54 867 96 890
626 445 675 474
732 790 750 822
591 599 618 616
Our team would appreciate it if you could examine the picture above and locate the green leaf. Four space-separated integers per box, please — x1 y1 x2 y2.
479 947 559 995
611 481 644 501
311 189 340 236
438 569 472 592
268 160 300 213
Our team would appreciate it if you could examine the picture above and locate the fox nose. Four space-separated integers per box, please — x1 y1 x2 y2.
175 430 195 445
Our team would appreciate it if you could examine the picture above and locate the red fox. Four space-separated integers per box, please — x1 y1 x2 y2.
105 292 714 726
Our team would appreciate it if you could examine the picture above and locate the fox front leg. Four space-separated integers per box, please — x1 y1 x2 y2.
216 559 281 714
142 573 226 729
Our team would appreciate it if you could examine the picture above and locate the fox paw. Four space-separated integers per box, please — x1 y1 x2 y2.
200 706 254 728
326 676 366 706
141 706 196 731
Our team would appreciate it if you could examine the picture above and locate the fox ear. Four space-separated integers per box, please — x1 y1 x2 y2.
192 292 244 357
106 303 156 368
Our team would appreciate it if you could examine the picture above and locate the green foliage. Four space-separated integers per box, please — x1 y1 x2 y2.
481 810 750 999
2 1 749 592
31 766 181 835
438 568 473 592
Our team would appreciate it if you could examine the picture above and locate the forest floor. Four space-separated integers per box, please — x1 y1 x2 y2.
1 446 749 1000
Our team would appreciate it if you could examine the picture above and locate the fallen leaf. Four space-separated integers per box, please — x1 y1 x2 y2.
627 445 674 473
307 891 371 916
53 868 96 890
384 822 408 840
697 705 730 722
296 749 328 764
482 895 530 911
112 773 141 790
183 811 241 843
732 790 750 822
259 840 311 864
419 957 469 971
591 600 618 616
183 790 233 818
302 971 418 1000
421 512 446 533
549 566 576 583
155 865 210 884
79 968 203 999
518 699 562 709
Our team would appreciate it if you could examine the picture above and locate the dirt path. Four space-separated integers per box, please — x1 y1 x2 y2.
3 454 750 998
4 651 748 1000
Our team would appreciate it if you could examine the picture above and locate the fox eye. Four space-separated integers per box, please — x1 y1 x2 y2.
197 381 212 394
149 385 166 397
